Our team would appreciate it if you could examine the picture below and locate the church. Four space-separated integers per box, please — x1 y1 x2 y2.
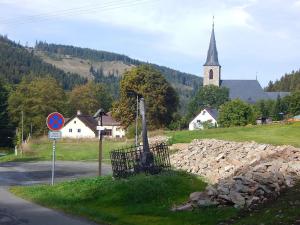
202 23 289 103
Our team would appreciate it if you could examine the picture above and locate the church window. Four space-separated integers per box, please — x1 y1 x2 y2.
209 69 213 79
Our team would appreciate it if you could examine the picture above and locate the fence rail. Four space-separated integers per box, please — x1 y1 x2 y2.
110 143 171 178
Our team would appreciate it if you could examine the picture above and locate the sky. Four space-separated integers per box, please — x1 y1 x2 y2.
0 0 299 87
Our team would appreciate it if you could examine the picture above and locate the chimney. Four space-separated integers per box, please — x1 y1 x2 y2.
77 110 81 115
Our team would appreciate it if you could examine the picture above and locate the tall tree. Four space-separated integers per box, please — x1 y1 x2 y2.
284 91 300 116
0 79 14 147
68 82 112 115
272 95 287 120
188 85 229 119
8 77 67 136
254 99 275 118
218 99 258 127
112 65 179 129
265 70 300 92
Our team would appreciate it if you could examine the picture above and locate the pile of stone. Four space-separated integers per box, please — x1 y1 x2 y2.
171 139 300 210
148 135 169 145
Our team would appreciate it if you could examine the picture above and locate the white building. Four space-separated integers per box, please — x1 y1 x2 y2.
61 111 125 139
189 108 218 130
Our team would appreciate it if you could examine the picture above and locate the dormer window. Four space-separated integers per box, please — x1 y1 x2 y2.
209 69 214 79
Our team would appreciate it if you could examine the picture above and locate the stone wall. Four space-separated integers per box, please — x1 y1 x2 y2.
171 139 300 209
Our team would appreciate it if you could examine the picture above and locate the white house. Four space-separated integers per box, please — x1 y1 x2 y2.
61 111 125 139
188 108 218 130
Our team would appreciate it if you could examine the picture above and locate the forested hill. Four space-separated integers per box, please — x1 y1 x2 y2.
266 70 300 92
35 42 202 90
0 36 86 89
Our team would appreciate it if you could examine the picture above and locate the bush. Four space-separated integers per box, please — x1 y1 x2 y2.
219 99 258 127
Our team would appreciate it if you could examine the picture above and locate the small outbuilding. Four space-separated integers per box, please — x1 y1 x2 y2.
188 108 218 130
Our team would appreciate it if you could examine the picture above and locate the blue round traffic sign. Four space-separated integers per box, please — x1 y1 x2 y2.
46 112 65 131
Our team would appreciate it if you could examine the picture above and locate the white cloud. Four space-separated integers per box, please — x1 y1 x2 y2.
294 0 300 7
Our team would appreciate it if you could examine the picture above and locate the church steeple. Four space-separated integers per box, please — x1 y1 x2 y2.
204 18 220 66
203 18 221 87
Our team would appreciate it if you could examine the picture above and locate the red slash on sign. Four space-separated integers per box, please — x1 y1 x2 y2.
46 112 65 131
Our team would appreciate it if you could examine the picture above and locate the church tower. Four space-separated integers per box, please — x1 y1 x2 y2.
203 20 221 87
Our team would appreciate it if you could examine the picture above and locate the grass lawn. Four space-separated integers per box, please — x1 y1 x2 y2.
167 122 300 147
0 138 132 163
11 172 300 225
11 171 237 225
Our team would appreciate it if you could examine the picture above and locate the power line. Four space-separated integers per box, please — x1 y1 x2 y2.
0 0 158 26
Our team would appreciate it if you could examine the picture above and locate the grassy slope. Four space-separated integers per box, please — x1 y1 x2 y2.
36 51 133 78
0 138 132 163
11 172 237 225
167 122 300 147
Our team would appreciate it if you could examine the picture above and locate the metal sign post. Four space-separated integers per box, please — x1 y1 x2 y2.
47 112 64 186
48 131 62 186
52 139 56 186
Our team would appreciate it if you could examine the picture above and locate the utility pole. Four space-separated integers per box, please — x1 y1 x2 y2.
21 110 24 155
98 115 103 176
135 95 139 146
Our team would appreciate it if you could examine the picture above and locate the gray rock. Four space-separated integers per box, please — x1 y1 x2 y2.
171 203 193 211
229 191 245 208
189 192 205 202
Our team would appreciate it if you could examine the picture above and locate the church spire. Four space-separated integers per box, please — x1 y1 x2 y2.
204 17 220 66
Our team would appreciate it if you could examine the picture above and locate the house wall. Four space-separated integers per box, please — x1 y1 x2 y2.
61 117 96 139
188 109 218 130
102 125 126 138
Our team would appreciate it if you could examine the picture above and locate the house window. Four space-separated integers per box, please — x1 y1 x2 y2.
104 129 112 136
69 129 72 133
78 129 81 133
202 111 206 115
74 120 76 124
209 69 213 79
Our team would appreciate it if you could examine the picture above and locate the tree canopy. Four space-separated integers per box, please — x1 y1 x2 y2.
266 70 300 92
68 81 112 115
218 99 258 127
0 79 14 147
284 91 300 116
0 35 86 90
112 65 179 129
188 85 229 119
8 77 67 136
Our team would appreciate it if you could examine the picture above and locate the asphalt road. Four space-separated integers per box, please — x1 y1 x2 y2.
0 161 112 225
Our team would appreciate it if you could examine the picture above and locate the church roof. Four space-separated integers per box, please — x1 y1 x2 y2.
220 80 269 103
204 24 220 66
